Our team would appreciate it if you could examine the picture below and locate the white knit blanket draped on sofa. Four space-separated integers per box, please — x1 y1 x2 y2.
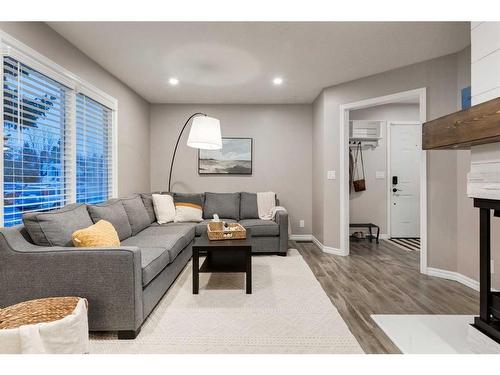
257 191 290 235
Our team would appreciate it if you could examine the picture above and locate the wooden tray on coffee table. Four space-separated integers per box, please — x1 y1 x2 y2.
207 221 246 240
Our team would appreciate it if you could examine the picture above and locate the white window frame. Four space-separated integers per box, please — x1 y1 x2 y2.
0 30 118 226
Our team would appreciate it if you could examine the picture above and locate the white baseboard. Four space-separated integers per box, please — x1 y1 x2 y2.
290 234 349 256
291 235 483 291
426 267 479 291
312 236 348 256
289 234 313 241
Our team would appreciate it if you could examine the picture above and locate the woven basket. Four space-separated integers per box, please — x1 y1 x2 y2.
207 221 246 240
0 297 83 330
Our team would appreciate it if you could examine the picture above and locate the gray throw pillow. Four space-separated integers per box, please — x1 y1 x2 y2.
140 193 156 224
240 192 259 219
173 192 205 206
87 200 132 241
23 204 94 247
203 192 240 220
121 195 151 235
173 193 204 210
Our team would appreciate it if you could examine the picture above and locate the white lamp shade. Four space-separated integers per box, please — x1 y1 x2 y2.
187 116 222 150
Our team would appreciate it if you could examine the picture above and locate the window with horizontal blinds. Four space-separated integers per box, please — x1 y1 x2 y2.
3 56 72 226
76 93 112 204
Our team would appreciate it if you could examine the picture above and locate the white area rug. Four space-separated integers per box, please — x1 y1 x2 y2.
372 314 500 354
90 249 363 354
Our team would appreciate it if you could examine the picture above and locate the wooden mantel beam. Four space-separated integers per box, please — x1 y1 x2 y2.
422 96 500 150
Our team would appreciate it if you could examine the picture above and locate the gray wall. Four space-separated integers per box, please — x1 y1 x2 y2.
150 104 313 235
349 104 420 235
312 50 466 274
2 24 492 288
0 22 151 196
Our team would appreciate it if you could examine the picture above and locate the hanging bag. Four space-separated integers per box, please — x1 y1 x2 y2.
353 142 366 192
349 147 355 194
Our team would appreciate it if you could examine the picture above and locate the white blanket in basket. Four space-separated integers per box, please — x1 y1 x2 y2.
0 298 89 354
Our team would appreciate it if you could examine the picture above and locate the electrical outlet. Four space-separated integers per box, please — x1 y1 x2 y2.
492 259 495 274
376 171 386 179
327 170 336 180
299 220 305 228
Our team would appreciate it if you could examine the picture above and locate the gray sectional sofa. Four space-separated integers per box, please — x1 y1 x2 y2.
0 192 288 339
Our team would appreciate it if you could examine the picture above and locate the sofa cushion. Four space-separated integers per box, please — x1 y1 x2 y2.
240 192 259 219
139 247 171 286
22 204 94 246
87 200 132 241
203 192 240 220
122 223 195 262
122 228 194 286
136 223 196 240
121 195 151 235
238 219 280 237
140 193 155 223
174 192 205 205
195 219 237 236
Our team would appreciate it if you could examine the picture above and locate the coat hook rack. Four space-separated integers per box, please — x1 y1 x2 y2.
349 138 379 149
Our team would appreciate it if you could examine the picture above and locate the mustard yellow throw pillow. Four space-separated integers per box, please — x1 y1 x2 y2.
72 220 120 247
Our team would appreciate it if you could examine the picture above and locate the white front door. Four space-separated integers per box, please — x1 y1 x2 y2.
390 122 421 238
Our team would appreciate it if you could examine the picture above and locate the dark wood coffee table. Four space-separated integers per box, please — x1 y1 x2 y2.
192 230 252 294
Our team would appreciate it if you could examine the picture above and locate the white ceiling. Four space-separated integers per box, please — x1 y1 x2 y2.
47 22 470 104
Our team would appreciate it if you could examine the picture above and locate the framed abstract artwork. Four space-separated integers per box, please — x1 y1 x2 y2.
198 137 252 175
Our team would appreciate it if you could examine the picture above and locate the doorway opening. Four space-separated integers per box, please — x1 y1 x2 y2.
340 88 428 274
386 120 422 249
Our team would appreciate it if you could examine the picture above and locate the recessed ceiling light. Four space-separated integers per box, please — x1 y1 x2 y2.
272 77 283 85
169 77 179 86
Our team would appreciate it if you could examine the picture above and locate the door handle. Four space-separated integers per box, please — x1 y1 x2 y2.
392 188 402 193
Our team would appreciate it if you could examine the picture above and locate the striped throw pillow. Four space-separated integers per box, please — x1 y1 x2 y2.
173 193 203 222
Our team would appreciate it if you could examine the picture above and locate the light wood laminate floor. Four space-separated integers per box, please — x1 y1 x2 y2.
292 239 479 354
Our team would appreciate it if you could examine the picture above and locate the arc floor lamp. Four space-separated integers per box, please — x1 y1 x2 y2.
167 113 222 192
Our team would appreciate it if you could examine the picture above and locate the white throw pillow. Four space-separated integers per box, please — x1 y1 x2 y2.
152 194 176 224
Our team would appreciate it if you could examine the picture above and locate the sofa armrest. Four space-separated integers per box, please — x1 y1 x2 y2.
274 209 289 253
0 227 143 332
